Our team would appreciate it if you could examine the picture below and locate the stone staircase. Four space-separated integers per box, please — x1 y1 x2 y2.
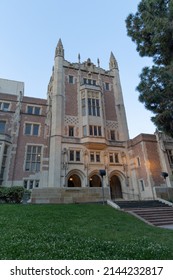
114 200 173 227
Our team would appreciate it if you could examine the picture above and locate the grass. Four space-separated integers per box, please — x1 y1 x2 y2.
0 203 173 260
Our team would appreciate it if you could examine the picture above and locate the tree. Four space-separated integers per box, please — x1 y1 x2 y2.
126 0 173 137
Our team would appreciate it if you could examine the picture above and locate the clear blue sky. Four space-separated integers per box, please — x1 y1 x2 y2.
0 0 156 138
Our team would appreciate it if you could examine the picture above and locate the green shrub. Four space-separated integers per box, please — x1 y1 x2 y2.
0 186 25 203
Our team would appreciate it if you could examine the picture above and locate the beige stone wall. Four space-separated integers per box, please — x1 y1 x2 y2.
31 187 110 204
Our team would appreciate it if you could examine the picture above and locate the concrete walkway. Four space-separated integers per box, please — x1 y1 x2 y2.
159 224 173 230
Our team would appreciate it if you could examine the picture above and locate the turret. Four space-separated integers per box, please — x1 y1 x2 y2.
55 38 64 58
109 51 118 70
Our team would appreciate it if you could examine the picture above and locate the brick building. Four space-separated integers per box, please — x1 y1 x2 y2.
0 39 172 203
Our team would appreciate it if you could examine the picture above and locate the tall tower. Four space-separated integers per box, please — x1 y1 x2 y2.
109 52 129 141
48 39 64 187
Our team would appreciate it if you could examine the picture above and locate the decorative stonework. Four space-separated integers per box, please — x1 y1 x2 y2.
106 120 118 129
65 115 79 126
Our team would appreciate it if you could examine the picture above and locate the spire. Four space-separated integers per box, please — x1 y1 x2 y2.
55 38 64 58
109 51 118 70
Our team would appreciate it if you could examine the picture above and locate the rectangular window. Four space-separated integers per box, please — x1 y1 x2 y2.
34 107 41 115
0 102 10 111
88 98 92 115
109 153 114 163
69 75 74 84
27 106 41 115
94 126 97 136
96 153 100 162
76 151 80 161
88 98 100 117
90 152 95 162
69 126 74 137
25 123 40 136
110 130 115 140
33 124 39 136
88 79 92 85
109 152 119 164
105 83 109 91
25 123 32 135
29 180 34 189
98 126 102 136
96 99 100 117
70 150 74 161
90 152 101 163
23 180 28 189
25 145 42 172
89 125 102 137
69 150 81 162
89 125 93 136
114 153 119 163
0 121 6 134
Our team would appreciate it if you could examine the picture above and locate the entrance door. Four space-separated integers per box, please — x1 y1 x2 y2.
68 174 81 187
110 175 122 199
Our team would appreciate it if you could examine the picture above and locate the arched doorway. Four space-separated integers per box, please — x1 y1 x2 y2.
89 175 101 187
110 175 122 199
68 174 81 187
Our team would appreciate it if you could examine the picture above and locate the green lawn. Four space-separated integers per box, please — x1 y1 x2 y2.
0 203 173 260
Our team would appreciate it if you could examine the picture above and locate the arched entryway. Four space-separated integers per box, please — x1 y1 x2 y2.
89 174 101 187
68 174 81 187
110 175 122 199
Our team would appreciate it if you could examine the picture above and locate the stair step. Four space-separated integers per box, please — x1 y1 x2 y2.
113 200 173 227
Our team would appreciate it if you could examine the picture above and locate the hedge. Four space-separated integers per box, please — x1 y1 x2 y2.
0 186 30 204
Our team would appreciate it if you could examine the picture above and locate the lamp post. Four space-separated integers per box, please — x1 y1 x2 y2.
161 172 170 200
99 170 106 205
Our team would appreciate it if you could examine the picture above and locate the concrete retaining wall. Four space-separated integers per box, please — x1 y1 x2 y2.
31 187 110 204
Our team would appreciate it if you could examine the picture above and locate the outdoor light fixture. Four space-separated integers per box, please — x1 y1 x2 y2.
161 172 168 179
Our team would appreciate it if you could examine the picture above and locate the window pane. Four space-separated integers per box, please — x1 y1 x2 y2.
33 124 39 136
25 124 31 135
94 126 97 136
96 153 100 162
27 106 33 114
34 107 40 115
69 75 74 83
25 145 42 172
35 180 39 188
69 126 74 137
92 99 96 116
109 154 113 163
114 153 119 163
110 130 115 140
76 151 80 161
0 121 6 134
70 150 74 161
89 125 93 136
90 153 94 162
29 180 34 189
96 100 100 116
98 126 102 136
3 103 10 111
88 98 92 115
